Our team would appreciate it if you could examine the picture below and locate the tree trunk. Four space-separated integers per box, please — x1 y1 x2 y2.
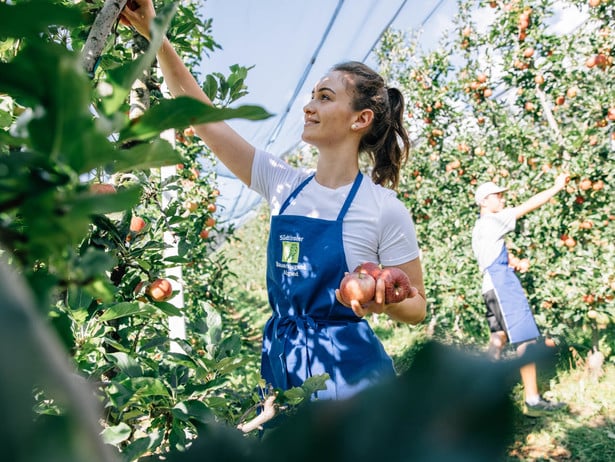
81 0 128 76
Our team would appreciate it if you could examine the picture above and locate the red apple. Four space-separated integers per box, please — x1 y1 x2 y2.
147 278 173 302
130 216 146 233
353 261 382 280
594 53 608 70
339 272 376 305
90 183 116 195
379 267 412 304
579 178 592 190
184 200 199 212
133 280 147 302
592 180 604 191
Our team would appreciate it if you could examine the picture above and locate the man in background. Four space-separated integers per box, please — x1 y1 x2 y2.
472 172 569 417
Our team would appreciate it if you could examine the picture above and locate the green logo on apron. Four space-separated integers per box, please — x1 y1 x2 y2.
281 241 300 263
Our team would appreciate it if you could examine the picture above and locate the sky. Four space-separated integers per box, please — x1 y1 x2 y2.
195 0 586 227
198 0 458 226
202 0 457 155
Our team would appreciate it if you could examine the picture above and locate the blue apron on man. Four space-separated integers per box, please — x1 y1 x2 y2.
485 245 540 344
261 172 395 400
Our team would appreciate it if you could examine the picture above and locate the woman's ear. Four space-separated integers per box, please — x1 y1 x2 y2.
353 109 374 130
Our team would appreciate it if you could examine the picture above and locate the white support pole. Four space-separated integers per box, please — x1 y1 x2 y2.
159 78 186 352
159 135 187 353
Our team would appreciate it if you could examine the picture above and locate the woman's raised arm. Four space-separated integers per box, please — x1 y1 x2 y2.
120 0 256 186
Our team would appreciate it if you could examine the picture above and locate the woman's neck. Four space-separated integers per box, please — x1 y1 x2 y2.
314 161 359 189
314 145 360 189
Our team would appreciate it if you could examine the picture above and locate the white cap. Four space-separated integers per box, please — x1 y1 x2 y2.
475 182 508 205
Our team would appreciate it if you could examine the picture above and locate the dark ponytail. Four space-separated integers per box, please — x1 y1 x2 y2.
331 61 410 190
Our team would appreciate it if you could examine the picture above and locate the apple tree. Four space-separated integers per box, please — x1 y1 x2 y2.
376 0 613 360
0 0 272 459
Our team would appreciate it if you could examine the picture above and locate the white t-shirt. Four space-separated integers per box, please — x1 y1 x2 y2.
250 149 420 272
472 208 516 293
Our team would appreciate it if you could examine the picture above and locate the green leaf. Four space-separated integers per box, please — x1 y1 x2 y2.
0 42 122 174
202 396 230 410
111 138 182 172
121 430 163 462
0 1 83 40
15 187 138 263
98 302 154 321
171 399 213 423
73 247 117 282
152 301 183 317
202 74 219 100
0 128 28 150
66 286 95 311
118 97 272 142
107 352 144 378
214 356 248 376
100 422 132 445
163 255 192 264
77 186 143 216
84 278 116 304
129 377 170 398
280 374 329 406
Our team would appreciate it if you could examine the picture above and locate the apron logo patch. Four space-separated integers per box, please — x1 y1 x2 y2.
281 241 300 264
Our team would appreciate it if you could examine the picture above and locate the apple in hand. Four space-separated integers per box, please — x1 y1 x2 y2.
339 272 376 305
379 267 412 304
353 261 382 280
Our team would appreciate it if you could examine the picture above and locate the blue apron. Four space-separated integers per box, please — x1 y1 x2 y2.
485 245 540 344
261 172 395 400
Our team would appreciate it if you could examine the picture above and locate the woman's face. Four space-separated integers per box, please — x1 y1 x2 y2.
301 71 357 147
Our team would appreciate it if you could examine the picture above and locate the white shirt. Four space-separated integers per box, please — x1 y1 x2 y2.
472 208 516 293
250 149 420 272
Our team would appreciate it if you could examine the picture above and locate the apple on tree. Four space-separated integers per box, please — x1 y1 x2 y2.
147 278 173 302
90 183 116 195
133 280 148 302
130 216 146 233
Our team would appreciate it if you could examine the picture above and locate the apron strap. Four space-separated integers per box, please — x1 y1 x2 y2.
279 174 315 214
278 171 363 221
337 172 363 222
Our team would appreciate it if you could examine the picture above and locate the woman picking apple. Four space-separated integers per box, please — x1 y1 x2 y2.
120 0 426 401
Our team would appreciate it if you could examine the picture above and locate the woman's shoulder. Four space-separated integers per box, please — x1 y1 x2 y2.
255 149 311 179
357 175 410 220
360 173 397 199
252 149 313 210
